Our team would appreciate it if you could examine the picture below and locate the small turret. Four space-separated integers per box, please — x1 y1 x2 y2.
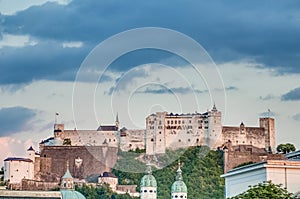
27 146 35 162
115 113 119 130
61 161 74 190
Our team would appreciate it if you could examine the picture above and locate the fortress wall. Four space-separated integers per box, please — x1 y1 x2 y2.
222 126 266 148
39 146 118 180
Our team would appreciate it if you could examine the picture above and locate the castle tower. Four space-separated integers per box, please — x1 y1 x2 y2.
27 146 35 162
206 104 222 148
171 161 187 199
140 163 157 199
259 117 275 152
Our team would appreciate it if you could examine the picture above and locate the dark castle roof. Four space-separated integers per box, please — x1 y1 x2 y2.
97 125 118 131
27 146 34 151
4 157 33 162
101 172 117 178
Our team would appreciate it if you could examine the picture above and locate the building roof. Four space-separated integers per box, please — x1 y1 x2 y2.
101 172 117 178
221 160 300 178
285 150 300 159
97 125 118 131
27 146 35 151
62 168 73 179
61 190 86 199
4 157 33 162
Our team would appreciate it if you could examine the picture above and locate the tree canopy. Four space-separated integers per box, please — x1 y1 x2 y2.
276 143 296 154
229 181 296 199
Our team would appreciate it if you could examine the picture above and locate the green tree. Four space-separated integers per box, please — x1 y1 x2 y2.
230 181 296 199
276 143 296 154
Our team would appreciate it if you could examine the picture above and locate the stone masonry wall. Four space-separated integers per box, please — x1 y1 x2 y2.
39 146 118 180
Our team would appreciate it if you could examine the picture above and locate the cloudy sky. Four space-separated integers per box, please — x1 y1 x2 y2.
0 0 300 164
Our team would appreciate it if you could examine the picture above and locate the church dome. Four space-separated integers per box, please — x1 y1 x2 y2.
171 161 187 195
140 174 157 187
140 164 157 188
61 190 86 199
171 180 187 193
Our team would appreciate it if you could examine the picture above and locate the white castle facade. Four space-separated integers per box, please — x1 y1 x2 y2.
45 105 275 156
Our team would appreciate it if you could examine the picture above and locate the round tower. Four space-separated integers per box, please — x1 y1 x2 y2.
171 161 187 199
140 163 157 199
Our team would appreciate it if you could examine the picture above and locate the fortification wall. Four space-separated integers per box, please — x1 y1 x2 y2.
21 179 59 191
222 126 266 149
39 146 118 180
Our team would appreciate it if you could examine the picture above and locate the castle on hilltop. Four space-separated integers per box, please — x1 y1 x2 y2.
3 105 277 189
48 105 275 156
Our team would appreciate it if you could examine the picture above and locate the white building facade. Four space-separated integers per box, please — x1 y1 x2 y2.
221 160 300 198
4 147 36 186
146 105 222 155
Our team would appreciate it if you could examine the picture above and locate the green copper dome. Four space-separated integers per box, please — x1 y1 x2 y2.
140 174 157 187
171 162 187 193
171 180 187 193
140 164 157 188
61 190 86 199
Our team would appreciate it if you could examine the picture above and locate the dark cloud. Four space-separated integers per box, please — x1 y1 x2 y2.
1 0 300 85
281 87 300 101
0 106 37 136
136 85 237 95
0 41 92 84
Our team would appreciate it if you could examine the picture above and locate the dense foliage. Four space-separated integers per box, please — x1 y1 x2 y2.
277 143 296 154
75 184 138 199
113 146 225 199
229 181 296 199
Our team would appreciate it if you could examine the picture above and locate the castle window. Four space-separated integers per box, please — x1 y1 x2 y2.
182 121 185 124
196 139 199 142
178 120 181 124
144 190 147 192
151 138 154 142
44 154 46 157
171 120 173 124
179 139 181 142
150 190 153 193
189 120 191 123
236 141 238 143
175 120 177 124
188 139 190 142
167 121 170 124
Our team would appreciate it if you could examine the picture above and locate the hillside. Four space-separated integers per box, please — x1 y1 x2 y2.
113 146 225 199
